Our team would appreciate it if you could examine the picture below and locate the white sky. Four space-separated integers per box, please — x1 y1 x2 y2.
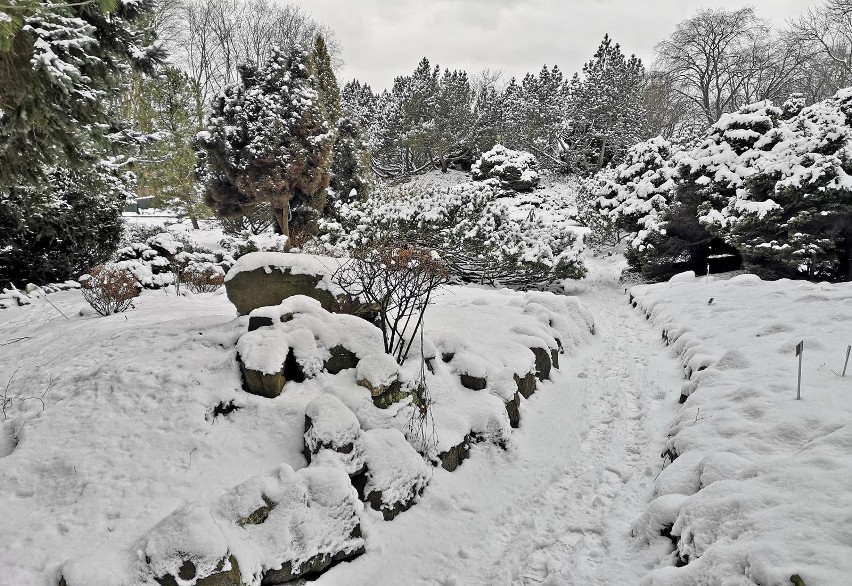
288 0 820 90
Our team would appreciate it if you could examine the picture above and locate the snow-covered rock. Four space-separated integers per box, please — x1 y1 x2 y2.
224 252 348 315
135 463 364 586
356 353 404 408
304 394 365 476
358 428 431 521
237 296 385 397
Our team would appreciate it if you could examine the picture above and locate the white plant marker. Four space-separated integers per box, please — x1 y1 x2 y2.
796 340 804 400
843 345 851 377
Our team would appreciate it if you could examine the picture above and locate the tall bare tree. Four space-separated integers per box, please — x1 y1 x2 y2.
790 0 852 97
168 0 341 122
655 8 779 125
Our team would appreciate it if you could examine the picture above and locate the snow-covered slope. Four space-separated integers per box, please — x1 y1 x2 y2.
631 273 852 585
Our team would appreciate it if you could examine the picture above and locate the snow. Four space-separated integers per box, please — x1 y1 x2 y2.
355 353 399 388
360 428 431 510
631 273 852 585
135 462 363 586
0 250 599 585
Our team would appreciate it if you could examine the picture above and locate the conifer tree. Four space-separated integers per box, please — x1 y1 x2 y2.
327 117 370 216
711 91 852 280
198 47 334 244
0 0 162 183
310 34 341 125
564 35 647 174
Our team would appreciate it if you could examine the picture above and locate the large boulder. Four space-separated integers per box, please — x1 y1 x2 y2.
224 252 346 315
137 464 364 586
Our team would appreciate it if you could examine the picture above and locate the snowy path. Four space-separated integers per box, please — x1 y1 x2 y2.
317 260 682 585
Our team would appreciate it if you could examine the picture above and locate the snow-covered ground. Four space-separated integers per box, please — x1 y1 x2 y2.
3 174 850 585
631 273 852 585
314 255 684 585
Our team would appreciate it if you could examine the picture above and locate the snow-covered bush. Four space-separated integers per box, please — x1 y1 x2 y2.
218 231 289 260
80 264 141 316
702 89 852 281
0 163 129 285
580 136 678 250
471 144 540 192
114 232 228 290
320 182 586 288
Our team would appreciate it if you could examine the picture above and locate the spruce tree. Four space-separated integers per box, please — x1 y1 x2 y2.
198 47 334 244
718 91 852 281
327 117 370 216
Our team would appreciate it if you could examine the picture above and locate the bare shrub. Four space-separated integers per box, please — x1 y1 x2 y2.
80 264 141 316
183 265 225 293
333 244 450 365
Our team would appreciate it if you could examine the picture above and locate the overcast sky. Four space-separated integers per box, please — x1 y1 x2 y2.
288 0 820 90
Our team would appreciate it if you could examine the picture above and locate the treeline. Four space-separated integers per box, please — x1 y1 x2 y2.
2 0 851 285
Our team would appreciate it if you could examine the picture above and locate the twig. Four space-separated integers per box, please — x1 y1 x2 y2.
1 337 29 346
38 289 70 320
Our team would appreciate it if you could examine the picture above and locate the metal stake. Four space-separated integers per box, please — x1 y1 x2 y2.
796 341 804 400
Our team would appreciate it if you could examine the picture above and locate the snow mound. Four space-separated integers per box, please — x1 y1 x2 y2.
631 276 852 584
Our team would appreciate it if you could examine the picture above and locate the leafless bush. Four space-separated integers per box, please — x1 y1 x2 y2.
183 266 225 293
333 243 450 365
80 264 141 316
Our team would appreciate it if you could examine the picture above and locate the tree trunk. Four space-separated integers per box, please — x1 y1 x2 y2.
272 197 291 251
439 152 448 173
597 136 608 171
189 214 200 230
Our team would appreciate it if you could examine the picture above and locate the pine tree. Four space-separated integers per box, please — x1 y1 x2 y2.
198 47 334 245
0 0 162 183
564 35 647 175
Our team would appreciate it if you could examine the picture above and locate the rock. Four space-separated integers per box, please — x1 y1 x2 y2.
155 556 241 586
356 428 430 521
438 432 477 472
139 464 364 586
505 392 522 428
261 535 364 584
513 371 537 399
356 354 406 408
224 253 347 316
248 311 293 332
325 345 359 375
239 362 286 398
460 373 487 391
531 346 553 381
303 395 364 476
